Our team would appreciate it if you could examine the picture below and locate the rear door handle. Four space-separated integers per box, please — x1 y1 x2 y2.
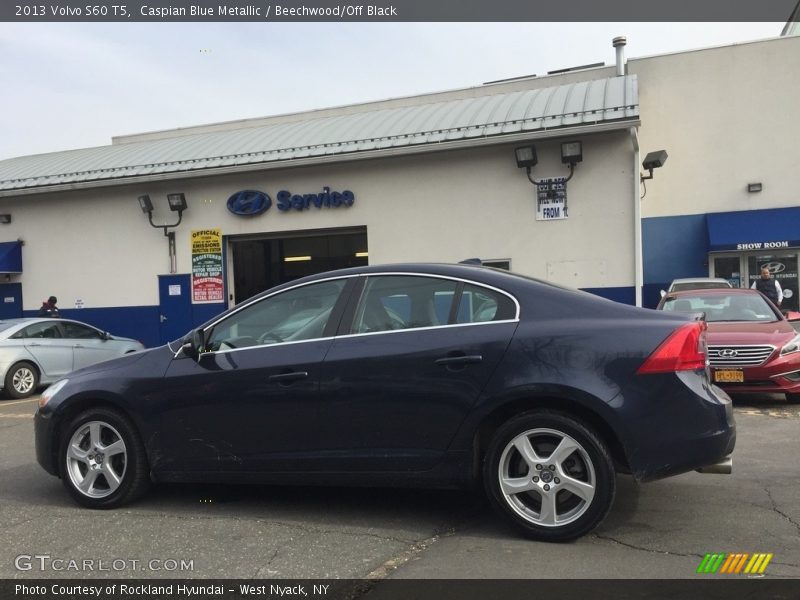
435 355 483 366
268 371 309 383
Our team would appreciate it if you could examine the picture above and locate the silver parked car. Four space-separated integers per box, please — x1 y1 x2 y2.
0 318 144 398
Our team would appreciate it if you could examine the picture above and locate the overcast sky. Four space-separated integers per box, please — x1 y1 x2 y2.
0 22 783 160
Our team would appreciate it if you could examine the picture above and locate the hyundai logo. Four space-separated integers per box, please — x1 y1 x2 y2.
227 190 272 216
761 262 786 274
719 349 739 358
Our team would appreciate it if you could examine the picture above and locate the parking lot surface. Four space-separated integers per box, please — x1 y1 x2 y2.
1 395 798 581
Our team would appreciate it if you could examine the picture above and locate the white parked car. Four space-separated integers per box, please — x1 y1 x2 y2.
660 277 734 297
0 318 144 398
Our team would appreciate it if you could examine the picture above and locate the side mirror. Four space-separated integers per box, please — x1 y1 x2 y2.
102 332 111 341
659 290 667 298
181 329 205 360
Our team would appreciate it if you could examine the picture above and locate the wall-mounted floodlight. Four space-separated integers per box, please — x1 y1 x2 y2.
516 141 582 186
561 141 583 166
138 194 154 214
641 150 668 182
747 182 763 193
137 193 188 274
0 214 11 224
515 146 538 169
167 193 188 212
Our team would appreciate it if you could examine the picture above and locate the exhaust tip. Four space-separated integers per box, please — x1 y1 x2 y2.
696 455 732 475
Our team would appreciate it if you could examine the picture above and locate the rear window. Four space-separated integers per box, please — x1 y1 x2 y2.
662 294 779 322
670 282 732 292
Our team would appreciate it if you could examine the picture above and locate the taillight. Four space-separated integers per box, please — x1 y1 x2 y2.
637 321 707 374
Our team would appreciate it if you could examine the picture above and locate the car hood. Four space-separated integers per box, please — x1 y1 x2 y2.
66 344 169 378
707 320 797 346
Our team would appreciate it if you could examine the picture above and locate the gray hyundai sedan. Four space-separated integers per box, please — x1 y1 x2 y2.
0 318 144 398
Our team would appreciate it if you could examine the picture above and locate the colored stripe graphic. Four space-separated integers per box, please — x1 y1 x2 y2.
720 554 737 574
697 552 772 575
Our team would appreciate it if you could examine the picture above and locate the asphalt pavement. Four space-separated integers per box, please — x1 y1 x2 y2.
0 395 798 582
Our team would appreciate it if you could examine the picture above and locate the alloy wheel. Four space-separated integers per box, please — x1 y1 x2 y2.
65 421 128 499
497 428 596 527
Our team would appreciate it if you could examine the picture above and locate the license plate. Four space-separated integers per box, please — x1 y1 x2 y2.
714 370 744 383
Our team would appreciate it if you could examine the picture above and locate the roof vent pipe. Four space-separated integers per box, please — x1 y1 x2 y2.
613 36 627 76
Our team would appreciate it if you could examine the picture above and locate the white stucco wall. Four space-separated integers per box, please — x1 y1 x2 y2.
2 132 635 311
630 35 800 218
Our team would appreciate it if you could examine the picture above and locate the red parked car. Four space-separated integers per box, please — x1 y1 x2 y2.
657 288 800 402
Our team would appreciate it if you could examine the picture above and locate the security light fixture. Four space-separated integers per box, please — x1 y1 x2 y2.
641 150 668 182
0 214 11 224
137 193 189 274
167 193 188 212
516 141 581 186
138 194 154 214
515 146 538 169
747 183 763 193
560 141 583 165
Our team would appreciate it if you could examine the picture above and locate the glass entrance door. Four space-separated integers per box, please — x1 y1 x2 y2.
712 256 742 289
747 254 799 311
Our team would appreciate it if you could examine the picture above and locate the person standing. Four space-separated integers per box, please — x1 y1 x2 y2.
751 267 783 307
38 295 60 317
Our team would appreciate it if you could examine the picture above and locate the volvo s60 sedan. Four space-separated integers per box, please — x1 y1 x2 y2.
35 264 735 541
0 318 144 399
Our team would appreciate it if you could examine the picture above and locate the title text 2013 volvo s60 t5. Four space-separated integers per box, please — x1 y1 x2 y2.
35 264 734 542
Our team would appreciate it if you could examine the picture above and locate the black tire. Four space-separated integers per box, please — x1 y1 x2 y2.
58 407 150 508
786 393 800 404
483 410 616 542
5 361 39 399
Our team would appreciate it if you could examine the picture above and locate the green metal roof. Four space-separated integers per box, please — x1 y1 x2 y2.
0 75 638 194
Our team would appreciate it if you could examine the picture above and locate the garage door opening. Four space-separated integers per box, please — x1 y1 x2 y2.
230 228 368 304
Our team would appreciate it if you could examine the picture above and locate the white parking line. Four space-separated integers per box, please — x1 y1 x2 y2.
0 398 39 408
0 414 33 419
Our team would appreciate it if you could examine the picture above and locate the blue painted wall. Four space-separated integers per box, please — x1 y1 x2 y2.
581 286 636 306
642 214 710 308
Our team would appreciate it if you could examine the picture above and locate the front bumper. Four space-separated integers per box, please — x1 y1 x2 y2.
34 409 59 477
711 352 800 396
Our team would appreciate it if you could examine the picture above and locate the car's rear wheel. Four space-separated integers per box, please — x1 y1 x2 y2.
5 361 39 398
483 410 615 542
786 393 800 404
59 407 150 508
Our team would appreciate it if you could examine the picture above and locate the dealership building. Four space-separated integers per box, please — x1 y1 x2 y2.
0 33 798 348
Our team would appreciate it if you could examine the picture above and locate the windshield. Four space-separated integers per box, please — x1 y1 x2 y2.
662 294 779 322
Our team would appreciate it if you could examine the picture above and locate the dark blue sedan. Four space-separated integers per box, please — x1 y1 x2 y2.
35 263 735 541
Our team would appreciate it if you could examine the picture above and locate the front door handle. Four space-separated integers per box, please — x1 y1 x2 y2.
268 371 309 383
435 354 483 366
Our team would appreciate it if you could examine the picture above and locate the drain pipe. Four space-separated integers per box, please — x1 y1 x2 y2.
613 36 627 76
631 127 643 307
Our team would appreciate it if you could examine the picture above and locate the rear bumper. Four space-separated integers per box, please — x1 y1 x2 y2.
623 372 736 482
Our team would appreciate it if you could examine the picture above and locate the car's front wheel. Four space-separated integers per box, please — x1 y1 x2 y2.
786 393 800 404
5 361 39 398
59 407 150 508
483 410 616 542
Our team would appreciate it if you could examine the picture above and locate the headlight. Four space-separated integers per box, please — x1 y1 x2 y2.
38 378 69 409
780 334 800 356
